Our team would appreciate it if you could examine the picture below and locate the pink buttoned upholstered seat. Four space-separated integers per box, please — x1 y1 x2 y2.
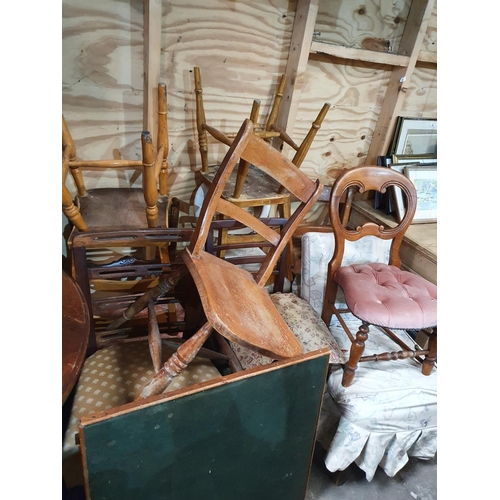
321 166 437 387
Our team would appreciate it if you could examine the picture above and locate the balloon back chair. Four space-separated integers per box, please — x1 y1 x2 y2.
321 166 437 387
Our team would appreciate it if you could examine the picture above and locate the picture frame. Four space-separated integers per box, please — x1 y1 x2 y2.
390 163 410 223
404 165 437 223
374 155 392 213
392 154 437 165
388 117 437 157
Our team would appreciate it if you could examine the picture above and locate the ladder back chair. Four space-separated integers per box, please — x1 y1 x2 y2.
132 118 324 399
71 227 202 354
63 83 174 263
321 166 437 387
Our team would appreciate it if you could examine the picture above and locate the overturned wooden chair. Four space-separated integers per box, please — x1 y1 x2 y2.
63 83 174 263
193 67 331 257
113 118 323 399
193 66 331 211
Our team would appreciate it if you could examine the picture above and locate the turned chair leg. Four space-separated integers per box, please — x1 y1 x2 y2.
342 322 369 387
422 327 437 375
137 322 214 399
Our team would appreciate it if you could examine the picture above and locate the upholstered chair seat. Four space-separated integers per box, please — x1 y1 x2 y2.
335 263 437 329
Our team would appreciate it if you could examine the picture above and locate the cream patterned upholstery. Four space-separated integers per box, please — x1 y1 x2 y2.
300 231 390 316
301 232 437 481
316 320 437 481
62 341 222 487
228 292 345 369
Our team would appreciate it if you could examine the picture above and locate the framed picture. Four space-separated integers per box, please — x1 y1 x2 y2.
404 165 437 223
392 154 437 165
390 163 409 223
374 155 392 213
388 117 437 157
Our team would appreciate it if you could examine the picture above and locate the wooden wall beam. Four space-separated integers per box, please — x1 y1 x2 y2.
311 41 410 67
365 0 436 165
276 0 319 144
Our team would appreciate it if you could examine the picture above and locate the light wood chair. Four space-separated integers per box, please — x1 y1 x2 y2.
116 119 323 399
193 67 330 280
193 67 331 261
321 166 437 387
62 83 173 262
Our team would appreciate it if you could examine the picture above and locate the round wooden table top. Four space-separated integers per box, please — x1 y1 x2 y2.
62 270 90 405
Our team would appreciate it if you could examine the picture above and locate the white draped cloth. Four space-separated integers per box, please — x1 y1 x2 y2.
316 319 437 481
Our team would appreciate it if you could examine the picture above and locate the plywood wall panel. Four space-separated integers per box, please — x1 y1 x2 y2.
401 65 437 116
158 0 298 200
287 56 393 185
314 0 411 52
420 0 437 54
62 0 436 208
62 0 144 195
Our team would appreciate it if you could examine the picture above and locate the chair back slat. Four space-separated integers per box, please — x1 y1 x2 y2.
241 131 318 203
188 118 323 286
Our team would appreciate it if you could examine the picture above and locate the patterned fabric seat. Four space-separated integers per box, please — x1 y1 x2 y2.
316 318 437 481
228 292 345 369
62 341 222 488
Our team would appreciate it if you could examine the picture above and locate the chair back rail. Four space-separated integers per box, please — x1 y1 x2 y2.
189 119 322 286
328 166 418 271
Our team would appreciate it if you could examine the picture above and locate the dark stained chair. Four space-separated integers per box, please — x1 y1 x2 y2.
321 166 437 387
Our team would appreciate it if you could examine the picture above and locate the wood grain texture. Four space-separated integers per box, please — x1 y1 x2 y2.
159 0 297 200
314 0 410 51
62 271 90 404
62 0 144 196
62 0 436 210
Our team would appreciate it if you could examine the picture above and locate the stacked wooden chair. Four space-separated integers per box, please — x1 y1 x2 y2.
62 83 175 263
63 119 333 498
193 67 331 261
132 118 324 397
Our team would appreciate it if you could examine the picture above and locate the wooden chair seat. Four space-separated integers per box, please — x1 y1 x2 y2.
77 188 170 229
63 83 173 264
182 248 303 359
200 165 288 205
